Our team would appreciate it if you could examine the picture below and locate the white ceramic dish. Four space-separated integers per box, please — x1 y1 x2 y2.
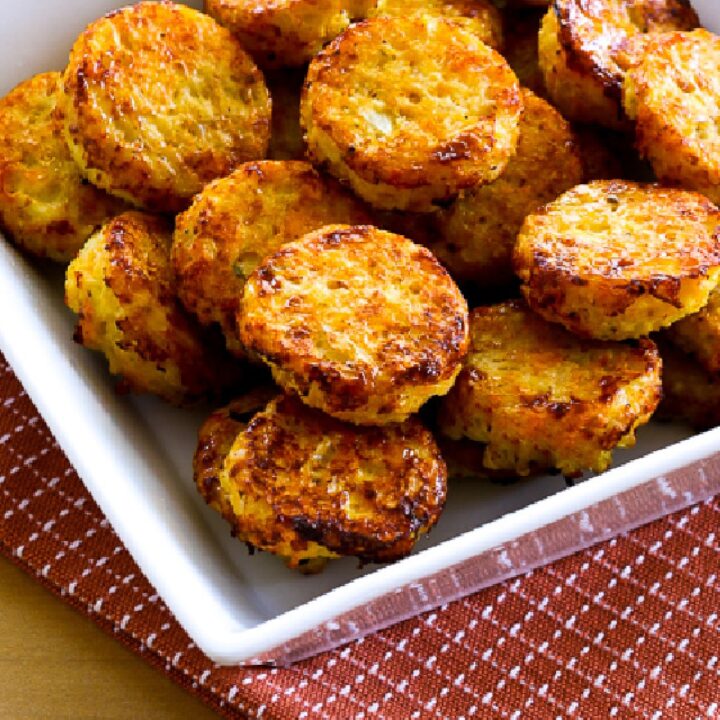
1 0 719 666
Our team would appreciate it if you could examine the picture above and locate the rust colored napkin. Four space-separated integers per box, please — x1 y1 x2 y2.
1 353 719 719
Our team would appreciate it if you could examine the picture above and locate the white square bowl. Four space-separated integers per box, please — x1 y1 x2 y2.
1 0 719 666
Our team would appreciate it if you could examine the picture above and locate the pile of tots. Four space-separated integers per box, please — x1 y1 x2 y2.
1 0 719 571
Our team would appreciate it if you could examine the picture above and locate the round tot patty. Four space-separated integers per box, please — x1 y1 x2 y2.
370 0 503 50
514 181 720 340
438 301 662 477
657 342 720 431
623 29 720 206
539 1 698 129
301 15 523 212
239 225 469 425
61 1 271 213
65 212 239 405
172 161 370 357
430 89 582 287
218 395 447 567
0 72 124 262
665 286 720 376
205 0 375 68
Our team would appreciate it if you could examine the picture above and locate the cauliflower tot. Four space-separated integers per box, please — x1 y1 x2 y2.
214 395 447 568
623 29 720 206
205 0 376 68
61 1 271 212
240 225 469 424
439 301 662 477
514 181 720 340
66 212 240 405
301 15 522 211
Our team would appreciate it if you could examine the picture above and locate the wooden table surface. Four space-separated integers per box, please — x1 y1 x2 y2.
0 556 220 720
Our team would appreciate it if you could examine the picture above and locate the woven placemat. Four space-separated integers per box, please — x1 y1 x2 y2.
1 354 718 719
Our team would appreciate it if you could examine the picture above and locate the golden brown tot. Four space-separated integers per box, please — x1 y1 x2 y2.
215 395 447 569
623 29 720 206
239 225 469 425
205 0 376 68
61 1 271 212
194 388 280 518
439 301 662 477
301 15 523 212
514 181 720 340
